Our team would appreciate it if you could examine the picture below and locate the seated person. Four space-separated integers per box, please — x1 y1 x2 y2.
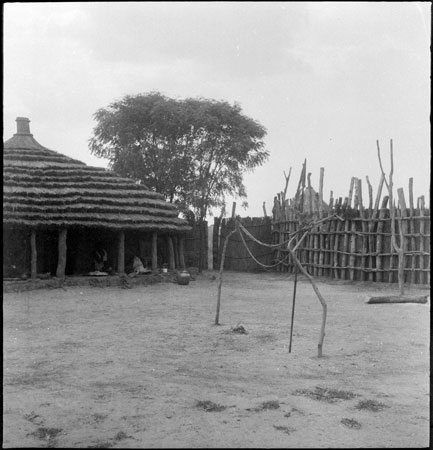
94 248 108 272
132 256 151 274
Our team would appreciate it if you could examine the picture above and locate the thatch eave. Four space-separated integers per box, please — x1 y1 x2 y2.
4 117 191 233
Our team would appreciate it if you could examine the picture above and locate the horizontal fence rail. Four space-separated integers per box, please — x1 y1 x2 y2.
272 207 430 285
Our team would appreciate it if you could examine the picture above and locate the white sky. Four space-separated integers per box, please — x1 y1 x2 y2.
3 2 431 217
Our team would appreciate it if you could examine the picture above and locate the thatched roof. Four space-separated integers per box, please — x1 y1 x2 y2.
3 117 191 232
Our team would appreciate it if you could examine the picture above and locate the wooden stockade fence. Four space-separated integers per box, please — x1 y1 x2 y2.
272 175 430 285
213 217 273 271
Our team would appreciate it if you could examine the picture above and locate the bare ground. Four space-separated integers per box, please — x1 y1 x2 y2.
3 271 430 448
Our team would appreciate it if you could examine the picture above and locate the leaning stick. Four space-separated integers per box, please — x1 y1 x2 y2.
215 203 237 325
288 269 298 353
287 231 328 358
289 164 306 352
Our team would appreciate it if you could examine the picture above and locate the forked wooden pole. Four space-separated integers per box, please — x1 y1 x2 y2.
287 231 328 358
215 202 237 325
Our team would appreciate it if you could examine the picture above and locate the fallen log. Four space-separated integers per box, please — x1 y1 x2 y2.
367 295 428 304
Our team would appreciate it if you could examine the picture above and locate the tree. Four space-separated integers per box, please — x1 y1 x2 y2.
89 92 268 270
89 92 195 209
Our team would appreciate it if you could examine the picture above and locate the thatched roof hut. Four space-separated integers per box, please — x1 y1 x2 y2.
3 117 191 279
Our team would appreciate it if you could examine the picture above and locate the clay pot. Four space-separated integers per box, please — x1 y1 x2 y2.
176 270 190 285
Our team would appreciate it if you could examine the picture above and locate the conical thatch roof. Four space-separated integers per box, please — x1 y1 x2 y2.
3 117 190 232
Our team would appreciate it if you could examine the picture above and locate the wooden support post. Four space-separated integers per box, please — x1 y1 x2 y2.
56 228 67 279
215 202 236 325
117 230 125 274
173 235 180 269
30 228 37 280
167 235 175 270
151 231 158 271
179 236 186 270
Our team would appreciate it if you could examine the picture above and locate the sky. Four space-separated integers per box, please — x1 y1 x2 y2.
3 2 431 218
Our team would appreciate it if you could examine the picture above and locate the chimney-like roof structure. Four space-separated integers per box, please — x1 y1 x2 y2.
3 117 191 232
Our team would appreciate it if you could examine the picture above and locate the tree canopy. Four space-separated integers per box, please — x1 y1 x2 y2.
89 92 268 220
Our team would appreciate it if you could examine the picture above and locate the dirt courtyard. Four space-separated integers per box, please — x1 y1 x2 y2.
3 271 430 448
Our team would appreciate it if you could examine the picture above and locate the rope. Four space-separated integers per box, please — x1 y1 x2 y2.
237 221 301 248
235 222 293 269
237 214 341 250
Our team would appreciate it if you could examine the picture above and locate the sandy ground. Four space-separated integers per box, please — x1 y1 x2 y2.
3 271 430 448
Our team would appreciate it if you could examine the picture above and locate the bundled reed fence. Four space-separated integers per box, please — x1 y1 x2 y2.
272 176 430 285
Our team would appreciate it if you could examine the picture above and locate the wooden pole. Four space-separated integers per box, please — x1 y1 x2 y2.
287 235 327 358
30 228 37 280
348 177 356 209
418 197 426 284
56 228 68 279
173 235 180 269
167 235 175 270
375 196 389 282
307 173 313 215
333 210 343 279
341 217 350 280
366 176 373 210
368 174 384 281
151 231 158 272
397 187 408 288
357 178 368 281
408 180 416 284
289 166 307 351
117 230 125 274
215 202 236 325
318 167 324 219
288 270 298 353
179 236 186 270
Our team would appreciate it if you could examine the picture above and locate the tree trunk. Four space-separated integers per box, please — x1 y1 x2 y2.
198 219 204 273
56 228 67 279
368 295 427 304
